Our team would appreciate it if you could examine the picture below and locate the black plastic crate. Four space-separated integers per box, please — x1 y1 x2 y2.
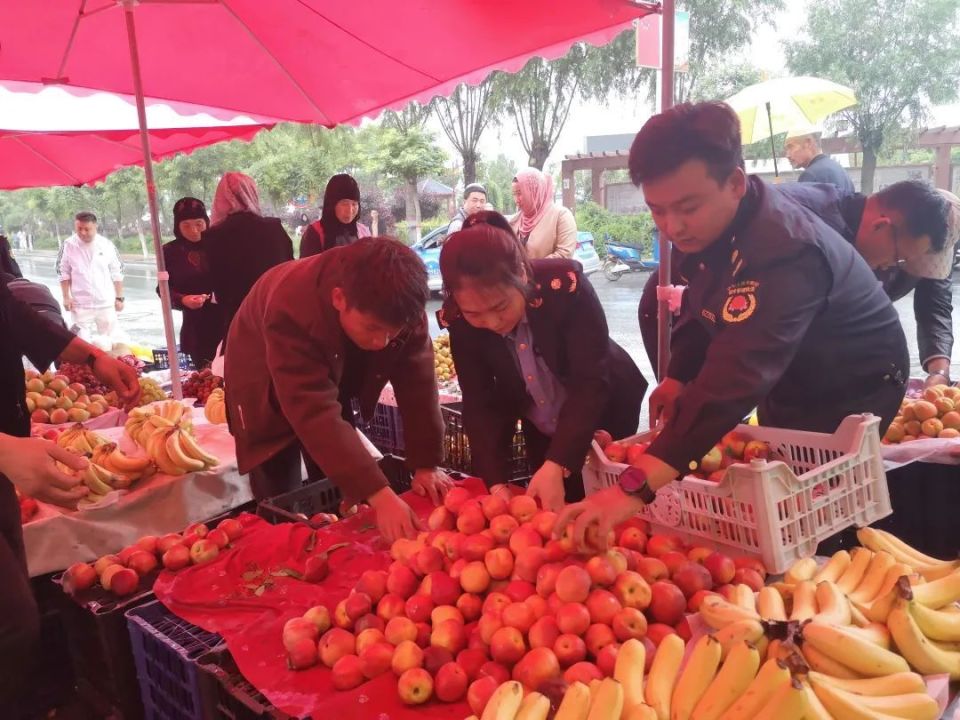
197 648 293 720
152 348 194 372
258 456 414 528
350 399 404 455
441 402 530 481
127 601 224 720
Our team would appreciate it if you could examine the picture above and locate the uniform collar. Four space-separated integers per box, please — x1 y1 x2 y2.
680 176 761 272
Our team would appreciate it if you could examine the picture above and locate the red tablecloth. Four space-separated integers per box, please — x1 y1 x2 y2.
154 478 490 719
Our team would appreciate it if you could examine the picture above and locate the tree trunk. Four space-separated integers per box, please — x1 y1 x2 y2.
462 150 478 186
405 178 421 245
528 141 550 171
53 220 61 246
136 217 149 258
860 146 878 195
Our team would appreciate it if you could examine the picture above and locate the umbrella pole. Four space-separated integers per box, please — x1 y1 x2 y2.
765 101 780 178
657 0 676 383
122 1 183 400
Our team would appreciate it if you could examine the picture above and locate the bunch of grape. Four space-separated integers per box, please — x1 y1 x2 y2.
138 377 167 404
182 368 224 405
57 362 111 396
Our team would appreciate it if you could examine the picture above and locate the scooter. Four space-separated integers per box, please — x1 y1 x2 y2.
601 240 659 281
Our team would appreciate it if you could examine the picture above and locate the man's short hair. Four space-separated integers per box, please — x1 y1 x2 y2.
628 101 745 186
339 237 429 327
464 183 487 199
75 212 97 224
874 180 950 252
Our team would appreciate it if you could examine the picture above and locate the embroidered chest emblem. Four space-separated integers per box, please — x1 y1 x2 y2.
722 280 759 323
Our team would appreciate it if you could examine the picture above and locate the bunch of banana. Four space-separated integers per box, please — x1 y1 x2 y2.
56 423 108 454
54 456 128 507
142 426 220 476
89 442 155 485
857 527 960 581
886 580 960 680
804 668 939 720
124 401 193 448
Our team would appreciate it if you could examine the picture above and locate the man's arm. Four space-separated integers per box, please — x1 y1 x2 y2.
914 278 953 383
389 317 444 471
59 280 73 311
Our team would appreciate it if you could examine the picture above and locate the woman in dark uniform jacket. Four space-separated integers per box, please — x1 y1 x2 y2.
159 197 224 368
438 212 647 509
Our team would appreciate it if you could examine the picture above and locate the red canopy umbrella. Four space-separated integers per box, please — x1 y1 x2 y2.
0 0 656 396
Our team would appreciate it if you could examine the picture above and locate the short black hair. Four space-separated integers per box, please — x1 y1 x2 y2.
464 183 487 199
338 237 428 327
874 180 950 252
629 101 745 186
75 211 97 224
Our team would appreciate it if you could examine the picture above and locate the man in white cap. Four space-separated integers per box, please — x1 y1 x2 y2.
779 180 959 386
784 126 855 193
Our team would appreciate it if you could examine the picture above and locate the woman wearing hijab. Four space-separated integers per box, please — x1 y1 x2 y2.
158 198 223 367
299 174 371 258
0 235 22 278
508 167 578 260
203 173 294 345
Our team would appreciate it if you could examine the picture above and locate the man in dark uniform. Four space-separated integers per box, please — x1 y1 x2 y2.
0 279 140 711
785 127 855 193
778 180 959 387
556 101 908 546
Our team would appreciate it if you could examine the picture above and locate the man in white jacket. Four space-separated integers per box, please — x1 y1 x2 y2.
57 212 125 347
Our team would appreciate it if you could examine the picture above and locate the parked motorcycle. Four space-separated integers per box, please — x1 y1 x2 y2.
601 241 659 281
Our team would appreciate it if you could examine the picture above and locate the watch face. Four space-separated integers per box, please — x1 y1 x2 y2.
619 467 646 493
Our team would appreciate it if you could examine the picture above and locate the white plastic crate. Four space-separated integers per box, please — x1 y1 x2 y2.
582 414 891 574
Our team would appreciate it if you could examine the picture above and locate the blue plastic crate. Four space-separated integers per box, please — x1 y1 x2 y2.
127 600 223 720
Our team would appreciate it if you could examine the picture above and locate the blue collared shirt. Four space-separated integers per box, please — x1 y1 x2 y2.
506 315 567 436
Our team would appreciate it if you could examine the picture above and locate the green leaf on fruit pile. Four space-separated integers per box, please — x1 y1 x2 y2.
254 585 265 597
305 530 317 553
357 524 376 533
271 567 304 580
241 569 263 582
324 542 350 556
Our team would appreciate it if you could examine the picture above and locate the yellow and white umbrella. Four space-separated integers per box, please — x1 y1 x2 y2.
726 76 857 175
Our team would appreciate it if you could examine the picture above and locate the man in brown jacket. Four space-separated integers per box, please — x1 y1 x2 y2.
225 238 451 540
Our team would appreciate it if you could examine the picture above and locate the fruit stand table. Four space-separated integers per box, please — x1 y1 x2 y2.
23 416 250 577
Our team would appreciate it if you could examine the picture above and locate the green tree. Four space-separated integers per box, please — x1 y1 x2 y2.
786 0 960 193
688 61 763 103
434 79 502 186
476 153 520 213
366 126 446 243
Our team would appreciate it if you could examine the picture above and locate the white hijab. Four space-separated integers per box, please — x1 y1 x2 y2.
210 172 262 226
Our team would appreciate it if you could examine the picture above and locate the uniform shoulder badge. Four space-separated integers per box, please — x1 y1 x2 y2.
722 280 759 323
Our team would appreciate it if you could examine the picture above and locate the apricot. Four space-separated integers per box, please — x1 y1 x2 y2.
941 411 960 430
904 420 922 437
921 418 943 438
883 424 905 443
913 401 938 422
935 398 955 415
900 405 917 422
938 428 960 439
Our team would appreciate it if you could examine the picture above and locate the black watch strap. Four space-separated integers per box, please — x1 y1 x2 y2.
634 482 657 504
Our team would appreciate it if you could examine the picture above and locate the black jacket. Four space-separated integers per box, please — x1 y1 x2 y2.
443 260 647 485
2 272 66 329
777 182 953 371
648 177 907 473
799 154 855 194
159 238 225 367
203 212 293 344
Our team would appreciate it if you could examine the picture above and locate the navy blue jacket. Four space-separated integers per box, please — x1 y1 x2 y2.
799 154 855 194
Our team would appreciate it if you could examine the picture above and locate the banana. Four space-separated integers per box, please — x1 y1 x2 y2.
699 595 759 630
810 677 908 720
756 587 786 621
711 619 764 660
801 643 862 679
670 634 721 720
843 622 892 649
515 692 550 720
849 602 871 627
857 527 955 569
166 430 205 472
614 639 645 714
911 600 960 641
106 447 151 473
691 641 760 720
586 678 623 720
753 677 805 720
732 585 757 613
82 466 114 495
481 680 524 720
623 706 658 720
764 638 782 663
910 568 960 609
850 692 940 720
800 622 909 677
148 414 176 429
915 560 960 582
789 580 817 621
799 680 834 720
555 681 592 720
717 658 790 720
853 585 899 624
90 462 124 488
837 547 874 595
645 633 684 720
849 551 896 603
814 550 851 584
784 557 818 586
887 598 960 679
806 670 926 697
150 430 187 476
77 492 108 508
177 429 220 468
812 581 852 626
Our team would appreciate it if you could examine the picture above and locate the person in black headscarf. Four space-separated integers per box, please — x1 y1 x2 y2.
157 197 224 368
0 235 22 278
299 174 371 258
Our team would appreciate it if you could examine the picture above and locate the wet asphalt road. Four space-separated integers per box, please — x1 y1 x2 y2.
15 253 953 408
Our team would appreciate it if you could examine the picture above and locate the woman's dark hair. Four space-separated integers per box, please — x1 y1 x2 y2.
629 101 745 186
440 211 534 298
339 237 428 328
874 180 950 252
0 235 21 277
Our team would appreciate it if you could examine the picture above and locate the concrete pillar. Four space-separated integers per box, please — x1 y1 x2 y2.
591 170 603 205
934 145 953 191
561 161 576 210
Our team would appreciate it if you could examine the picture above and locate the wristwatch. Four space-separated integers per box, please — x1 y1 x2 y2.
84 348 105 368
618 466 657 504
115 296 125 302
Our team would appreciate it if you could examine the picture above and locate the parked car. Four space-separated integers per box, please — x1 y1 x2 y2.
574 231 601 275
411 225 448 294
